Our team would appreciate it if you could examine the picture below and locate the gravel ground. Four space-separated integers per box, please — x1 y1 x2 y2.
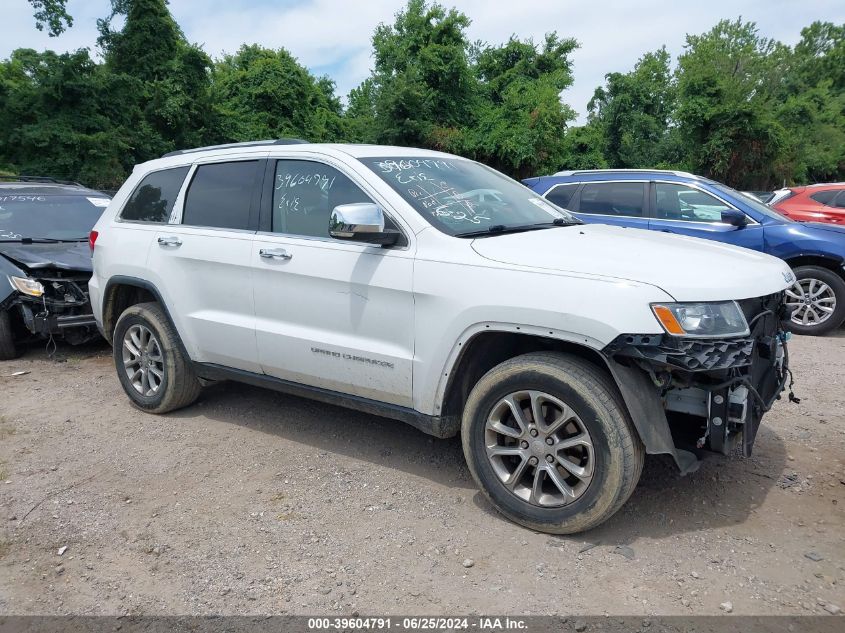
0 331 843 617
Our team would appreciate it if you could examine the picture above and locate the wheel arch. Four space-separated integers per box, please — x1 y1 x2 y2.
784 254 845 281
438 328 610 425
101 276 186 357
437 326 699 474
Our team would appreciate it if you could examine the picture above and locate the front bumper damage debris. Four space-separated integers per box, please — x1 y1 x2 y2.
603 293 796 470
5 272 98 347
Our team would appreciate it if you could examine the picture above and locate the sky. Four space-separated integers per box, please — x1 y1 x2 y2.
3 0 844 124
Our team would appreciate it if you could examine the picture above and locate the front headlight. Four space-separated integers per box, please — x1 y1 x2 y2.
9 276 45 297
651 301 749 338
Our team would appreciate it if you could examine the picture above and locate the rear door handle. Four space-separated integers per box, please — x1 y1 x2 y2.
157 236 182 247
259 248 293 260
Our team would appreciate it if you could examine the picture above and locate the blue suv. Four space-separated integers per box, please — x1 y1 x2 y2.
523 169 845 336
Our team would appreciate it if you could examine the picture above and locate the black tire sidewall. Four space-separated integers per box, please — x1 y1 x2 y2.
112 309 172 410
0 309 20 360
466 368 618 528
789 266 845 336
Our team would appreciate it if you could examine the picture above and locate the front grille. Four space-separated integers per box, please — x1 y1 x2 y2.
605 335 755 371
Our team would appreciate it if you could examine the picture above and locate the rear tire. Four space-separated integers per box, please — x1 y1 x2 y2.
461 352 644 534
786 266 845 336
113 302 201 413
0 309 21 361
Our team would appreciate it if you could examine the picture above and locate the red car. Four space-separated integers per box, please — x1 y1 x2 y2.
771 183 845 224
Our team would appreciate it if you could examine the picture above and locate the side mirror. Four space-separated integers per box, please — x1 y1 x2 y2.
329 203 399 246
721 208 748 228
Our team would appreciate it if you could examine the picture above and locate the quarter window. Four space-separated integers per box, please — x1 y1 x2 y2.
182 161 259 230
545 184 578 209
655 183 731 222
833 192 845 209
272 160 383 239
810 190 838 205
575 182 646 217
120 166 189 223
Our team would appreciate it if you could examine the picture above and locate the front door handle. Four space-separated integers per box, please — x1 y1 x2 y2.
259 248 293 260
157 236 182 247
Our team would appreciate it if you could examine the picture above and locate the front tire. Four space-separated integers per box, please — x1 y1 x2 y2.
786 266 845 336
113 302 201 413
0 309 21 361
461 352 643 534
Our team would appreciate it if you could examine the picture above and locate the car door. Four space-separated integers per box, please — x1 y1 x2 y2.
567 181 651 230
648 181 764 250
251 157 415 407
145 157 263 373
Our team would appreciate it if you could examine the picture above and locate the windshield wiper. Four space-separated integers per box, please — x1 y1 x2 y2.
0 237 87 244
456 217 581 238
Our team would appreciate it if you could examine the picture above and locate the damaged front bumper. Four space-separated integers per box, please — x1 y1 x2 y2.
603 293 792 473
3 273 99 345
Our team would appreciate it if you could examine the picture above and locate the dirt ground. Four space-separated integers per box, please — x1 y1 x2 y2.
0 331 843 617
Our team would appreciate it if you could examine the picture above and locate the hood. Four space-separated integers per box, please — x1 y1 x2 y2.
471 224 793 302
802 222 845 237
0 241 93 273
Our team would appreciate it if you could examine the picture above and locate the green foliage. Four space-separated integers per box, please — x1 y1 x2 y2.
468 34 578 178
210 45 345 143
0 48 146 188
10 1 845 190
27 0 72 36
587 48 675 169
365 0 478 149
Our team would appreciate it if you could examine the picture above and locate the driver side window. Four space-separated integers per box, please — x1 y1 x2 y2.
655 183 732 223
272 160 404 243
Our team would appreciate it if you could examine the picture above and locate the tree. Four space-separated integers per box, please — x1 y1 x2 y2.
469 34 579 177
210 45 346 142
774 22 845 183
674 19 788 188
360 0 478 149
587 48 675 168
0 48 148 187
98 0 215 153
27 0 72 36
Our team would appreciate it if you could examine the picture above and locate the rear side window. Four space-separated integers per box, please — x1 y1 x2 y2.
833 192 845 209
810 190 838 205
545 184 578 209
120 166 189 223
182 161 259 230
575 182 646 217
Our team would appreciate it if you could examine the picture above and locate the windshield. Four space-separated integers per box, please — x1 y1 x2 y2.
714 184 792 222
359 157 579 236
0 194 109 240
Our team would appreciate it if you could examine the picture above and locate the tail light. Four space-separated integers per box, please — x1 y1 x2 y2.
89 230 99 253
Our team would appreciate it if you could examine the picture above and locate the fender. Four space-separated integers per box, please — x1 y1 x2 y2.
101 275 190 361
432 321 608 416
434 322 699 474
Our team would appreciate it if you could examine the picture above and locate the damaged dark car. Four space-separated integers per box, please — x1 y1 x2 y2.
0 177 110 359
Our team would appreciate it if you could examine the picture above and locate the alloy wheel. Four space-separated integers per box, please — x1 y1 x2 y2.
484 390 594 507
122 324 165 396
786 278 837 327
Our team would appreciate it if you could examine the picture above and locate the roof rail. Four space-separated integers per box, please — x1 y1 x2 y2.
553 168 698 178
161 138 309 158
0 175 84 186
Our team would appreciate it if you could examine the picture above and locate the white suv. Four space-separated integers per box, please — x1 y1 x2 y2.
90 141 796 533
